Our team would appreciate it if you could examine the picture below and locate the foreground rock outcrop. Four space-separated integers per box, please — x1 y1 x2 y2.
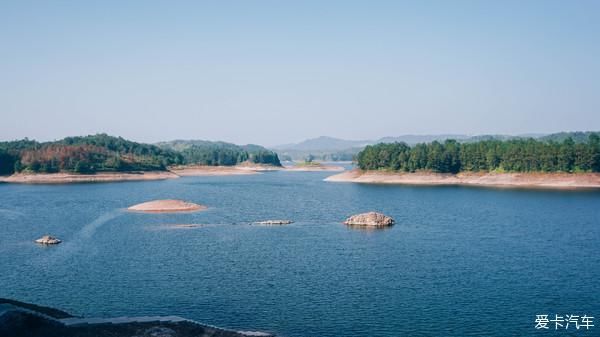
128 200 206 213
35 235 62 244
343 212 395 227
0 298 273 337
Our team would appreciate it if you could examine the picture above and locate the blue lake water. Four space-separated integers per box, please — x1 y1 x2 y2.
1 171 599 336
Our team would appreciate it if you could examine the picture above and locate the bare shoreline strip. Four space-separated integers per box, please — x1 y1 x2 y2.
168 165 265 176
170 163 345 175
0 165 279 183
1 171 179 184
324 170 600 189
0 163 347 184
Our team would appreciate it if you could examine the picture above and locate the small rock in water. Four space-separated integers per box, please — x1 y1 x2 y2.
343 212 394 227
35 235 62 244
254 220 293 225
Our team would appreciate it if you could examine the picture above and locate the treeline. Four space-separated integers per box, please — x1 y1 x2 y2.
179 146 280 166
0 134 282 175
0 134 183 174
357 135 600 173
159 140 281 167
276 150 358 162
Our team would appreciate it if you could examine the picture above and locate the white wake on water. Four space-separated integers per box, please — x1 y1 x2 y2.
32 210 123 266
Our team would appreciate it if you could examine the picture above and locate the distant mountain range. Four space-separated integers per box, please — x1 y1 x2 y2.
273 132 599 161
273 135 474 153
272 136 371 151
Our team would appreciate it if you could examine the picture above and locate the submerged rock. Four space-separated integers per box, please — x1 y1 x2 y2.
128 200 206 213
254 220 293 225
343 212 394 227
160 224 202 229
35 235 62 244
237 332 274 337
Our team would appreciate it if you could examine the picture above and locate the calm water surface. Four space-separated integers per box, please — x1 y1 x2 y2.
1 171 599 336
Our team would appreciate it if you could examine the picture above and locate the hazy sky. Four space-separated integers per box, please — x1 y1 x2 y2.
1 1 599 146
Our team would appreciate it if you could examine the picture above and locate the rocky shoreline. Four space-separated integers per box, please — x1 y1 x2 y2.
0 171 179 184
325 170 600 189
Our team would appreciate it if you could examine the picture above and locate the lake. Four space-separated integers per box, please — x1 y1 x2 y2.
1 170 599 336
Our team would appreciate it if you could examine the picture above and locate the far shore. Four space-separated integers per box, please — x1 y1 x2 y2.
324 170 600 189
0 163 349 184
168 165 266 176
170 163 345 175
0 164 282 183
169 163 298 176
0 171 179 184
283 163 345 172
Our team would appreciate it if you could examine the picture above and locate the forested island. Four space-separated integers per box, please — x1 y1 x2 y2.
0 134 281 176
357 135 600 173
326 134 600 189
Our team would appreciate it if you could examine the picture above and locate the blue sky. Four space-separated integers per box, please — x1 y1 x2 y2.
1 1 599 145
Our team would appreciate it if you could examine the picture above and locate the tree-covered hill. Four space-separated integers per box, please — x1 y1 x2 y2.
0 134 183 174
0 135 282 175
157 140 281 167
538 131 599 143
357 134 600 173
